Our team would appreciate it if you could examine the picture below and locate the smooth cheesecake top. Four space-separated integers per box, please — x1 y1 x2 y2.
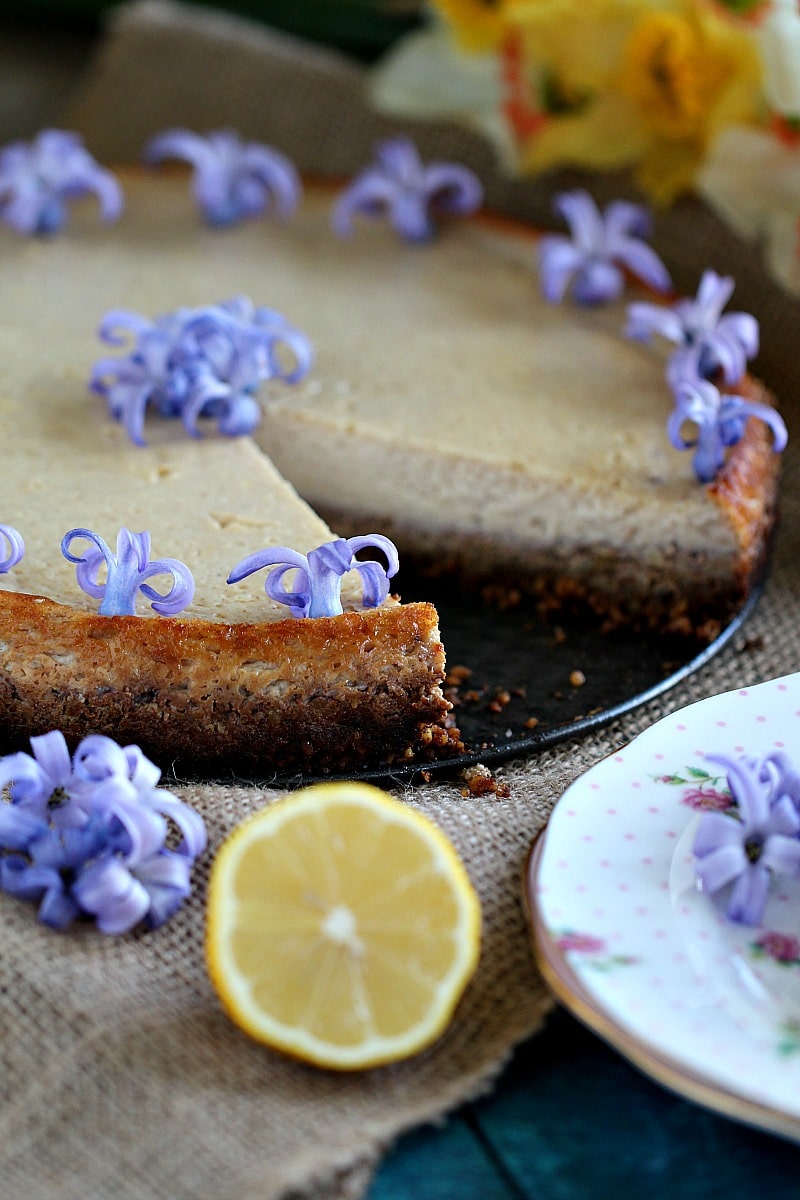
0 171 729 622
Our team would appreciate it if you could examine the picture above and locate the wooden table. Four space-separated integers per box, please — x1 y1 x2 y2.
369 1008 800 1198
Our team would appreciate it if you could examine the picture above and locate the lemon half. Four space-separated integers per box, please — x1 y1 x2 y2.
206 782 481 1070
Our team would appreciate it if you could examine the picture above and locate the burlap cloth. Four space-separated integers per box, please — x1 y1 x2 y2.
2 3 799 1197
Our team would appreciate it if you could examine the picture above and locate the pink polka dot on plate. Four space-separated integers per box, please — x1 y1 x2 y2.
606 808 617 816
618 882 630 892
632 781 641 789
676 724 687 732
756 715 766 723
599 858 611 868
716 720 726 728
654 753 665 761
624 833 636 842
734 746 744 753
641 856 654 866
648 806 660 814
775 741 785 748
635 906 649 917
778 684 787 692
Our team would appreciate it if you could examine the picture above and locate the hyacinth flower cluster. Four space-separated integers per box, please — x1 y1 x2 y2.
538 190 672 306
143 128 301 226
90 296 313 445
62 527 195 617
332 136 483 243
228 535 400 618
693 751 800 926
0 731 206 934
0 129 123 235
626 270 787 482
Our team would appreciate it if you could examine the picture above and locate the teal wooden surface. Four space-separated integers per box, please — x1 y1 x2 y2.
369 1009 800 1200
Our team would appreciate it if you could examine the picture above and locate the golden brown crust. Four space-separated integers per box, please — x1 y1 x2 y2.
708 376 781 600
0 594 458 774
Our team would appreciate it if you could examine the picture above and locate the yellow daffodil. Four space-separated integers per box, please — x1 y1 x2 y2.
430 0 762 202
616 3 763 200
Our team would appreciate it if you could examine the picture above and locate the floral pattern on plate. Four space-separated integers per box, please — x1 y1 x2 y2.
527 672 800 1138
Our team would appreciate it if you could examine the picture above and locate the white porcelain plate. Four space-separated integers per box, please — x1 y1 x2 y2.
526 672 800 1141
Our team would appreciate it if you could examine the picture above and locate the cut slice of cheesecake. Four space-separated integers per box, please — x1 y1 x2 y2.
0 172 456 773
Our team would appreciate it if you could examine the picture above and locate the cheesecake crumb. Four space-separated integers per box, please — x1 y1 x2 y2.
460 763 510 798
524 716 540 729
445 663 473 686
569 669 587 688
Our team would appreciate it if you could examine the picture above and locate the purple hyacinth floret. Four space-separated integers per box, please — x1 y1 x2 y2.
0 730 206 933
667 376 787 483
0 129 123 236
227 534 400 618
332 136 482 243
0 524 24 573
626 270 759 389
143 127 301 226
90 296 313 445
538 190 671 306
61 527 195 617
693 752 800 926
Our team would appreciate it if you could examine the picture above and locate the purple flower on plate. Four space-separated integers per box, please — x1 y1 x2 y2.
0 129 123 235
227 534 399 618
0 731 206 934
667 376 787 482
332 136 482 243
143 128 301 226
538 191 671 306
0 524 24 572
626 270 759 389
693 753 800 926
61 527 195 617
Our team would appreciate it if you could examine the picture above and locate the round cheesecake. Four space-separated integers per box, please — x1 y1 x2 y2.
0 170 780 771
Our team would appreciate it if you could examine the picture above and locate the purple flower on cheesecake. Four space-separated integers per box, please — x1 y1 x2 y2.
668 376 787 482
227 535 399 618
90 298 313 445
0 730 205 932
332 137 482 243
626 270 759 390
61 527 195 616
538 191 671 306
0 129 123 235
693 753 800 926
143 128 301 226
0 524 24 572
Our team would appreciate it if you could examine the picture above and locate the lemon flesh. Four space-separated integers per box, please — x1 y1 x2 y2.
206 782 481 1070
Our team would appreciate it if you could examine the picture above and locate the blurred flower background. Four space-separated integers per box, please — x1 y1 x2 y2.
368 0 800 294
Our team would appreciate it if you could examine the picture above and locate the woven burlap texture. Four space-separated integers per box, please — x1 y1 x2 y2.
1 3 797 1197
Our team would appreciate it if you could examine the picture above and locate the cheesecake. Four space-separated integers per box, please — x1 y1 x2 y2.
0 170 780 771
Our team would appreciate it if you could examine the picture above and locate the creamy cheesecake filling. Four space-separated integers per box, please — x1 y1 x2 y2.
0 172 754 629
